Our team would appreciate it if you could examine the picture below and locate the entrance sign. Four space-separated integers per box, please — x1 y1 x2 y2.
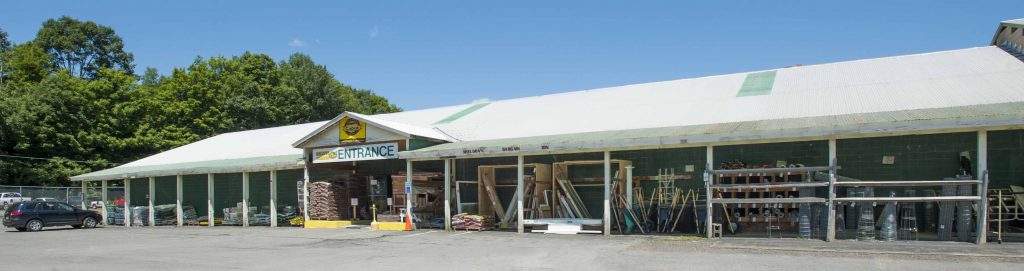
312 142 398 163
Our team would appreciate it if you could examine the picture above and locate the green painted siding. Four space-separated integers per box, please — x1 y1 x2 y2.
837 133 977 181
275 170 303 209
181 175 208 218
213 173 243 219
714 141 830 168
988 129 1024 188
248 172 271 219
613 147 708 193
128 178 148 208
408 139 442 151
153 176 177 206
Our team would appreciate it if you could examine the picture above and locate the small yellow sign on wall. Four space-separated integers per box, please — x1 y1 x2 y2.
339 116 366 143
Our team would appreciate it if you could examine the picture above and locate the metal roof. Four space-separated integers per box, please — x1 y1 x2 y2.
73 45 1024 180
71 122 325 181
401 102 1024 159
399 46 1024 144
1004 18 1024 28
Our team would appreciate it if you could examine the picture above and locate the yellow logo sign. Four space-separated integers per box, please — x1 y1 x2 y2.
340 116 366 143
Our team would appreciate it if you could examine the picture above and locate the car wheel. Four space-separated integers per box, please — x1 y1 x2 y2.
16 227 26 232
82 217 98 229
26 219 43 232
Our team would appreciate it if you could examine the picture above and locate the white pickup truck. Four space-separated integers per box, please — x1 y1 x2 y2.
1 192 31 210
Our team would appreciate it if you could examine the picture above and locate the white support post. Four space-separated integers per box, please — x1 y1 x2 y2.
406 160 414 230
705 146 714 238
124 179 132 228
148 177 155 227
270 170 278 228
81 181 88 209
626 166 634 209
976 130 989 245
826 138 838 242
176 175 183 227
517 155 525 234
444 159 452 232
207 174 215 228
302 157 311 223
242 172 250 227
603 151 611 236
101 180 108 226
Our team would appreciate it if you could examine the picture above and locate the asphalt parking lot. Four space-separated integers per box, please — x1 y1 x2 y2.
2 226 1022 271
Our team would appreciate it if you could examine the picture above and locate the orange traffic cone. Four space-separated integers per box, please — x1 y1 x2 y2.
404 214 413 231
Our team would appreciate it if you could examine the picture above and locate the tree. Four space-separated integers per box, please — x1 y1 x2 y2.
1 17 402 186
0 28 12 85
2 42 51 83
280 53 350 122
34 16 134 78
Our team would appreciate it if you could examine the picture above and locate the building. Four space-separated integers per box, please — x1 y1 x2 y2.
72 19 1024 242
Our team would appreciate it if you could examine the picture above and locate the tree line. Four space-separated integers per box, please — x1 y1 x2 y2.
0 16 400 186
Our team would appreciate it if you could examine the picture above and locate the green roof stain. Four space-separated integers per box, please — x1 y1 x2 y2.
737 71 777 97
433 103 490 124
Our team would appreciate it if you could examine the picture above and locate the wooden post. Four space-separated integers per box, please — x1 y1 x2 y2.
207 174 215 228
826 138 838 242
603 151 611 236
705 146 714 238
270 170 278 228
302 153 311 223
176 175 183 227
101 180 108 226
444 159 452 232
124 179 131 228
242 172 250 227
626 166 634 209
976 130 988 244
148 177 155 227
517 155 525 234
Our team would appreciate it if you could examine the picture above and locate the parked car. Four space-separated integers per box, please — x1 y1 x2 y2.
32 198 59 202
3 201 101 232
0 193 31 210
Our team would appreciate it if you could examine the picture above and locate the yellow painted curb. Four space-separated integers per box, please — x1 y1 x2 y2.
371 222 407 231
305 220 354 228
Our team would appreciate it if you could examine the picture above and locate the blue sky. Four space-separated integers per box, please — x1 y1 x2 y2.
1 1 1020 110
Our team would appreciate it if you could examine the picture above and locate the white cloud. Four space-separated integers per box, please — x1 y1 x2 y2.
288 39 306 47
369 26 379 39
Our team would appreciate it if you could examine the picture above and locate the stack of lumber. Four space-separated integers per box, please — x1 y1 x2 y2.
554 179 590 218
452 213 491 231
308 181 347 220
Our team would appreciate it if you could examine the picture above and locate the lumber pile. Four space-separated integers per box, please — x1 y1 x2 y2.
452 213 492 231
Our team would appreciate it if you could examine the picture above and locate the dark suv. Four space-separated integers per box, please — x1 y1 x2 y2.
3 201 101 232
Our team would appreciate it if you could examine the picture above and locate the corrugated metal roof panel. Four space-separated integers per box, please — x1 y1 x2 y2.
402 102 1024 159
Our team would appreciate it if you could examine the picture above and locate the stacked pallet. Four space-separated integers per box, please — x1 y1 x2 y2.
452 213 491 231
308 175 367 220
309 181 347 220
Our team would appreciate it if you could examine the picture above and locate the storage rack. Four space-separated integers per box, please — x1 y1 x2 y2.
705 166 835 238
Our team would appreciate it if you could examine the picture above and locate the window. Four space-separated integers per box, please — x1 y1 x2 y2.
37 202 56 211
55 203 75 212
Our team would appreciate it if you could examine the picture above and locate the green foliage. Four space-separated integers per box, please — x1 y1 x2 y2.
35 16 135 78
0 17 401 186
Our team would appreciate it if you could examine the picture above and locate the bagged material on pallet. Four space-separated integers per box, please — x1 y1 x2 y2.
452 213 491 231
